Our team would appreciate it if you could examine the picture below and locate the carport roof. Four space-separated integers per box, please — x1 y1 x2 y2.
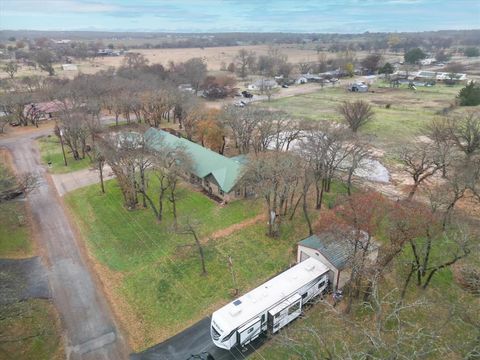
298 234 352 270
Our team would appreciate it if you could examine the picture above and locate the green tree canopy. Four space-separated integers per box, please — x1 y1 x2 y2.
404 47 427 64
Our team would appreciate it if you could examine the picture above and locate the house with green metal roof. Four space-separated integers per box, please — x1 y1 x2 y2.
145 127 246 201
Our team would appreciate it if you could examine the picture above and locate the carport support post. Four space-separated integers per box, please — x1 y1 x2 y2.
59 129 68 166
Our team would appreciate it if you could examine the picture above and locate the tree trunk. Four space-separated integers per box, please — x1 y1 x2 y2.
192 228 207 275
401 263 416 299
99 162 105 194
302 193 313 236
407 182 419 201
170 183 178 228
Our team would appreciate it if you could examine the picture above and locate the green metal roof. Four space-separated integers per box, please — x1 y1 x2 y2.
298 234 351 270
145 128 245 193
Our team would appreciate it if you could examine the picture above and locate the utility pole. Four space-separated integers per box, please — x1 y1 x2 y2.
59 128 68 166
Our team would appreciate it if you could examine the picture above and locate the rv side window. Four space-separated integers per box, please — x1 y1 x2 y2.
248 327 255 334
302 293 308 300
261 314 265 323
288 302 301 315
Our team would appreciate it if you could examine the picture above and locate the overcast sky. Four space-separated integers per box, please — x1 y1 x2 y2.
1 0 479 33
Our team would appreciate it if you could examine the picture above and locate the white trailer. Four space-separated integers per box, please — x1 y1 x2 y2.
211 257 330 349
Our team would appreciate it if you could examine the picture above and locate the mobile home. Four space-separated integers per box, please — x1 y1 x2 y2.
211 257 330 349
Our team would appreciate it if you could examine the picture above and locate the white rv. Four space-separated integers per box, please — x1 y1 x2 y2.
211 257 330 350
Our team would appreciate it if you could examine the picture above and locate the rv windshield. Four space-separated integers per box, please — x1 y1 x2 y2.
211 325 221 340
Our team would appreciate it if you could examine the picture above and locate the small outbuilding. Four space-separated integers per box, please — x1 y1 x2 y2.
297 234 352 290
297 232 378 290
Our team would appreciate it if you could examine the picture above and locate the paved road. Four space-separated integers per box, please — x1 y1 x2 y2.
131 316 266 360
0 131 129 360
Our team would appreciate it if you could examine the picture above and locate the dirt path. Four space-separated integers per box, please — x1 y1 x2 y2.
0 131 129 360
207 213 266 241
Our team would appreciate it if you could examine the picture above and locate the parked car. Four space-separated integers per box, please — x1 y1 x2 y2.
234 101 246 107
187 352 215 360
281 84 289 88
241 90 253 98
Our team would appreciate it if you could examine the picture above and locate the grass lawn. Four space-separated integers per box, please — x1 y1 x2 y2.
0 161 64 360
38 135 91 174
0 201 32 258
0 299 64 360
65 177 347 350
266 83 474 152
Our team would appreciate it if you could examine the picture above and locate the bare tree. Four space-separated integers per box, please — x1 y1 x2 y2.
181 58 207 95
35 50 56 76
342 136 372 196
400 142 441 200
139 142 192 223
447 112 480 159
175 218 207 275
426 117 454 177
221 105 263 154
96 132 140 209
122 52 149 69
243 152 299 237
337 100 375 133
403 223 471 293
301 123 353 209
273 280 439 360
235 49 256 79
0 166 38 204
297 61 312 74
2 61 18 79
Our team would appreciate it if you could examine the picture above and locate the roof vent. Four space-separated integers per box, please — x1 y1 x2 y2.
233 299 242 306
229 307 241 317
305 263 315 271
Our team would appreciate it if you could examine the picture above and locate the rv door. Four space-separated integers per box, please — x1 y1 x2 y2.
237 317 261 347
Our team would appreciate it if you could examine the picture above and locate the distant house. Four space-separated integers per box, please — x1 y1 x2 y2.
295 76 308 84
297 232 378 290
178 84 195 93
419 58 436 66
414 71 467 82
23 100 64 121
97 49 121 57
145 128 247 201
62 64 78 71
247 79 278 91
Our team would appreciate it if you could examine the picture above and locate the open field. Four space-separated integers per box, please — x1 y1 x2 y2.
265 82 478 151
38 135 91 174
65 176 347 350
0 44 406 79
